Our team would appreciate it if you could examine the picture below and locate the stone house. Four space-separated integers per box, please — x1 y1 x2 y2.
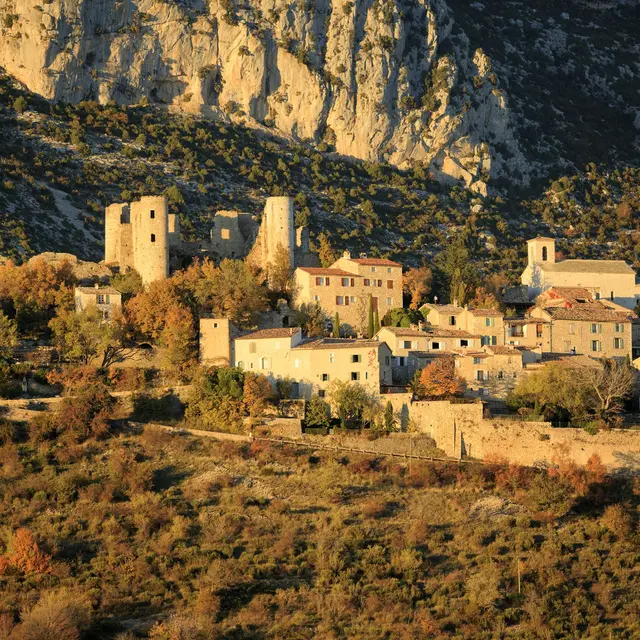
408 345 524 401
528 304 634 360
520 236 640 309
376 326 482 383
293 252 403 335
74 286 122 320
199 322 393 399
421 303 505 346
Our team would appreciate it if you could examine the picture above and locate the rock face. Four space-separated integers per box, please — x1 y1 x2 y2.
0 0 527 194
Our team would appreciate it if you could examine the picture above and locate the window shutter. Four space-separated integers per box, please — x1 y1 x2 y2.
387 280 393 289
315 277 321 286
326 277 330 286
351 278 355 287
336 296 340 305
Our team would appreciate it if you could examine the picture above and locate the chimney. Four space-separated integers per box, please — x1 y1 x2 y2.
418 321 424 331
359 252 367 258
94 283 99 289
453 298 458 307
343 250 351 259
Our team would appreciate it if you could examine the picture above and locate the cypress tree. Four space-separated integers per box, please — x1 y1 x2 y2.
373 309 380 335
334 312 340 338
367 295 374 338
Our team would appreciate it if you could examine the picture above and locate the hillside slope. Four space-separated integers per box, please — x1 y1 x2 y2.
4 0 638 195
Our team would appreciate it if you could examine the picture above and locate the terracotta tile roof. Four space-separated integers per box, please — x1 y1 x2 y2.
75 286 122 295
527 237 555 242
347 258 401 267
236 328 300 340
429 328 480 339
293 338 381 350
542 259 634 275
297 267 358 277
539 353 602 368
469 308 503 317
544 305 633 322
540 286 593 301
378 327 427 337
486 346 521 356
421 303 464 314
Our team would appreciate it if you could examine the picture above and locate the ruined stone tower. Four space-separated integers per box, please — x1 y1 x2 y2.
104 195 178 286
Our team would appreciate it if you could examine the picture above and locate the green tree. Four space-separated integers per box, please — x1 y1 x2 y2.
111 270 143 296
373 309 380 335
383 401 396 432
268 243 293 293
0 311 18 361
382 307 423 328
13 96 27 114
305 395 331 429
328 380 381 429
294 303 326 337
367 295 374 338
334 312 340 338
49 306 126 368
435 235 478 305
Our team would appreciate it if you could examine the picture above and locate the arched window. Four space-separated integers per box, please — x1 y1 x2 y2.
542 246 548 261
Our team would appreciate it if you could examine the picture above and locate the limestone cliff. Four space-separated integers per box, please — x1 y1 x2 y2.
0 0 527 195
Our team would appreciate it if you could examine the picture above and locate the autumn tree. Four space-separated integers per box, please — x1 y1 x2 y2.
268 243 293 293
417 356 466 399
195 259 268 328
0 311 18 360
5 528 51 575
126 279 187 340
158 304 196 369
49 305 126 368
403 266 433 310
243 372 273 417
468 286 501 310
316 232 337 268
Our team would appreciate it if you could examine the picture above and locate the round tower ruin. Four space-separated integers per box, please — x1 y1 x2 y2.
264 196 295 268
131 196 170 286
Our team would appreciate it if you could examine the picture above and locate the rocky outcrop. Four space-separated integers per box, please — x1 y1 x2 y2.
0 0 528 194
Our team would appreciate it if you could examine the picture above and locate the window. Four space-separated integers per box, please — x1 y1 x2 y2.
591 340 602 352
590 323 602 334
261 357 271 369
97 294 105 304
485 317 495 327
497 370 504 379
403 341 412 349
364 279 370 286
385 356 390 365
476 370 485 381
473 357 482 365
329 353 335 363
432 341 440 350
481 336 496 346
377 279 383 287
569 323 575 335
542 246 548 261
213 322 218 328
236 361 243 368
398 356 405 366
387 280 393 289
150 209 155 219
610 291 614 301
351 372 360 381
314 295 320 302
387 267 391 273
449 316 456 326
249 342 257 354
294 359 300 368
351 354 361 363
350 296 356 303
595 292 600 300
460 339 469 347
615 323 624 333
150 234 156 243
387 297 392 306
341 278 349 287
536 324 543 338
336 296 345 305
315 276 330 286
322 373 329 381
614 338 625 349
318 390 326 398
221 228 230 240
371 267 376 272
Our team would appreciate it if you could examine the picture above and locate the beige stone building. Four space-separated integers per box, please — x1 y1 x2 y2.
375 326 482 383
293 252 403 335
74 286 122 320
421 303 505 346
407 346 525 401
199 322 393 398
520 236 640 309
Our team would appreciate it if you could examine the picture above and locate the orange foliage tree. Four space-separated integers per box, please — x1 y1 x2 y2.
417 356 466 399
403 267 433 310
2 528 51 575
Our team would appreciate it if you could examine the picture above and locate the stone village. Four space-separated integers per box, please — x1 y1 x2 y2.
66 194 640 470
